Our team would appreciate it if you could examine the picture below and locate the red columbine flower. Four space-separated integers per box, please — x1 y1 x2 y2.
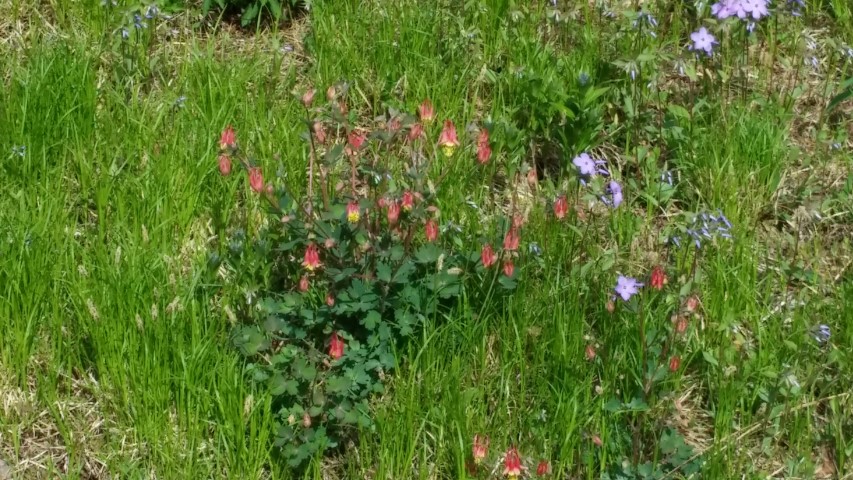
425 219 439 242
348 130 366 151
503 260 515 277
438 120 460 157
553 195 568 220
419 99 435 123
248 167 264 193
503 447 522 478
326 293 335 307
301 89 316 108
476 129 491 165
388 117 401 133
298 275 310 292
481 244 497 268
675 316 688 334
536 460 551 476
219 125 236 151
329 332 345 359
503 228 520 251
302 243 321 271
408 123 424 142
218 154 232 176
684 294 699 313
650 266 667 290
472 435 489 465
585 344 596 361
326 85 337 101
387 201 400 225
669 356 681 372
401 191 415 212
313 122 327 144
346 201 360 224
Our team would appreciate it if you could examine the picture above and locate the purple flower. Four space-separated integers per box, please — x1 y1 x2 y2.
572 152 609 179
602 181 623 208
813 324 831 344
614 275 643 301
743 0 769 19
690 27 718 55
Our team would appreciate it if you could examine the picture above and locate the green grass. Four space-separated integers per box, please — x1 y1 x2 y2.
1 0 852 478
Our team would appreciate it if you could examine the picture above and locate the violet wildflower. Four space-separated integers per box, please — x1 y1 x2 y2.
601 180 623 208
614 275 643 301
690 27 718 55
572 152 609 178
813 324 831 344
743 0 769 20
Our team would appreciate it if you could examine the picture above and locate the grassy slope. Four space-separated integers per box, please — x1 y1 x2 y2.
1 0 852 478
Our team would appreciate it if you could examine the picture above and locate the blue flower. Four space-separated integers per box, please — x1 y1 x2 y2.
813 324 831 344
614 275 643 301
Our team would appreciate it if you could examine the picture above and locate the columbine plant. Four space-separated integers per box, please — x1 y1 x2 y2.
210 91 520 466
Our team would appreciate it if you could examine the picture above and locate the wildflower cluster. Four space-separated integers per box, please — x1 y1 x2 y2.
467 437 552 478
211 91 520 466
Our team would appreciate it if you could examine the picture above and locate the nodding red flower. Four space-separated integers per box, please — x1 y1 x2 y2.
218 154 232 176
377 197 388 209
348 131 366 151
329 332 345 359
606 299 616 313
536 460 551 476
346 201 360 224
527 168 538 188
472 434 489 464
425 219 439 242
592 435 603 447
512 214 525 229
585 344 596 361
669 356 681 372
503 260 515 277
298 275 310 292
326 85 337 101
553 195 568 220
650 266 667 290
481 244 497 268
302 412 312 428
401 191 415 212
503 228 520 251
301 89 316 108
684 294 699 313
675 316 688 334
302 243 321 271
388 117 401 132
313 122 327 144
419 99 435 123
438 120 460 157
387 201 401 225
326 293 335 307
408 123 425 142
219 125 236 151
248 167 264 193
503 447 522 478
476 129 491 165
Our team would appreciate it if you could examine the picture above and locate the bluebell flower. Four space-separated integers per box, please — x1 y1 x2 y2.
578 72 590 86
685 210 733 248
660 170 674 186
813 324 830 344
145 5 159 19
528 242 543 256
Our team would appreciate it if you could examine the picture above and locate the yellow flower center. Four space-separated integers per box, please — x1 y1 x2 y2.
347 211 360 223
441 144 456 157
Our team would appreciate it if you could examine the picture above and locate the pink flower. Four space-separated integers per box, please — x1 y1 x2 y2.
302 243 321 271
425 219 439 242
301 89 316 108
503 228 520 251
553 195 568 220
650 266 667 290
685 294 699 312
585 344 596 361
503 447 522 477
346 201 360 224
438 120 460 157
326 293 335 307
348 131 366 151
503 260 515 277
401 191 415 212
481 244 497 268
248 167 264 193
472 435 489 464
387 201 400 225
477 129 491 165
218 154 232 176
408 123 424 142
675 316 688 334
669 356 681 372
326 85 337 101
219 125 236 151
329 332 345 359
313 122 327 144
298 275 310 292
419 99 435 123
536 460 550 476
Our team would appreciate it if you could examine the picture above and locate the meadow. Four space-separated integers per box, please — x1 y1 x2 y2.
1 0 852 478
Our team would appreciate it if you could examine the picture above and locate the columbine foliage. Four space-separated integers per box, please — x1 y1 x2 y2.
210 90 519 466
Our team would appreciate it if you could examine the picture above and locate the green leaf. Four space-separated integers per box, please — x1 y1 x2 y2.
267 0 282 18
326 375 352 394
392 261 415 284
323 144 345 166
702 350 719 367
376 263 392 283
293 357 317 382
826 77 853 113
415 244 441 263
241 3 260 26
362 310 381 330
269 375 298 395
